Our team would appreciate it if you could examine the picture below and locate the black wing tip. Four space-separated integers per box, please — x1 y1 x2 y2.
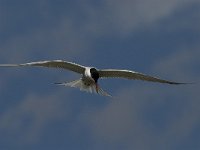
167 81 195 85
54 82 64 85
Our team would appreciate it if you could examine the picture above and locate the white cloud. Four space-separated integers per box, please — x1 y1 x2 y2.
153 45 200 81
0 1 200 149
83 0 199 36
0 91 69 144
82 83 200 149
1 0 199 63
81 46 200 149
0 18 92 63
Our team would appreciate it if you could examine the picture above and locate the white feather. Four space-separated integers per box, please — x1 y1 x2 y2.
55 79 112 97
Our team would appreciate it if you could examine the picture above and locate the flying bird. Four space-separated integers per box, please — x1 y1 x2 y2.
0 60 187 97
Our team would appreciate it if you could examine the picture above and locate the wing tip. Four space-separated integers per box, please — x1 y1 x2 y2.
166 81 195 85
0 64 20 67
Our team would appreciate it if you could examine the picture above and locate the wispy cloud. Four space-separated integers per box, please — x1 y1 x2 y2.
0 91 68 145
82 0 200 36
0 18 93 63
81 47 200 150
1 0 199 64
83 85 200 149
0 1 199 150
153 45 200 81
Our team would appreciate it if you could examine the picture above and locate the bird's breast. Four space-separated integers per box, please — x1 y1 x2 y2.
82 76 95 86
84 67 92 77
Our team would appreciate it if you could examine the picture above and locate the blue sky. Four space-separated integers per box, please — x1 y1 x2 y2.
0 0 200 150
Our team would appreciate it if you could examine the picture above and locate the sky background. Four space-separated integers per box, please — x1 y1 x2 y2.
0 0 200 150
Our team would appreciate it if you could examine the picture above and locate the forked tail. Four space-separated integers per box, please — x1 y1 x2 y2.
55 79 112 97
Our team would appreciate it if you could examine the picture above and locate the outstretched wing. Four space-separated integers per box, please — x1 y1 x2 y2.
98 69 186 84
0 60 86 74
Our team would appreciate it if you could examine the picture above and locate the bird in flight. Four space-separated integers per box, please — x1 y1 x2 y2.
0 60 187 97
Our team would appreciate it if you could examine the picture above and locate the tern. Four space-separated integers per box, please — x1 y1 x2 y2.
0 60 187 97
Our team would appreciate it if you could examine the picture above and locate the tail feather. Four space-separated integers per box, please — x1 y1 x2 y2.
55 79 112 97
96 84 112 97
55 79 85 91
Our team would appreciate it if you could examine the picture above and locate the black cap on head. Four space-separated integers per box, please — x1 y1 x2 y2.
90 68 99 83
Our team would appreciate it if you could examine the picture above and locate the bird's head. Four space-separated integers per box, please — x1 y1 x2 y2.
90 68 99 83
